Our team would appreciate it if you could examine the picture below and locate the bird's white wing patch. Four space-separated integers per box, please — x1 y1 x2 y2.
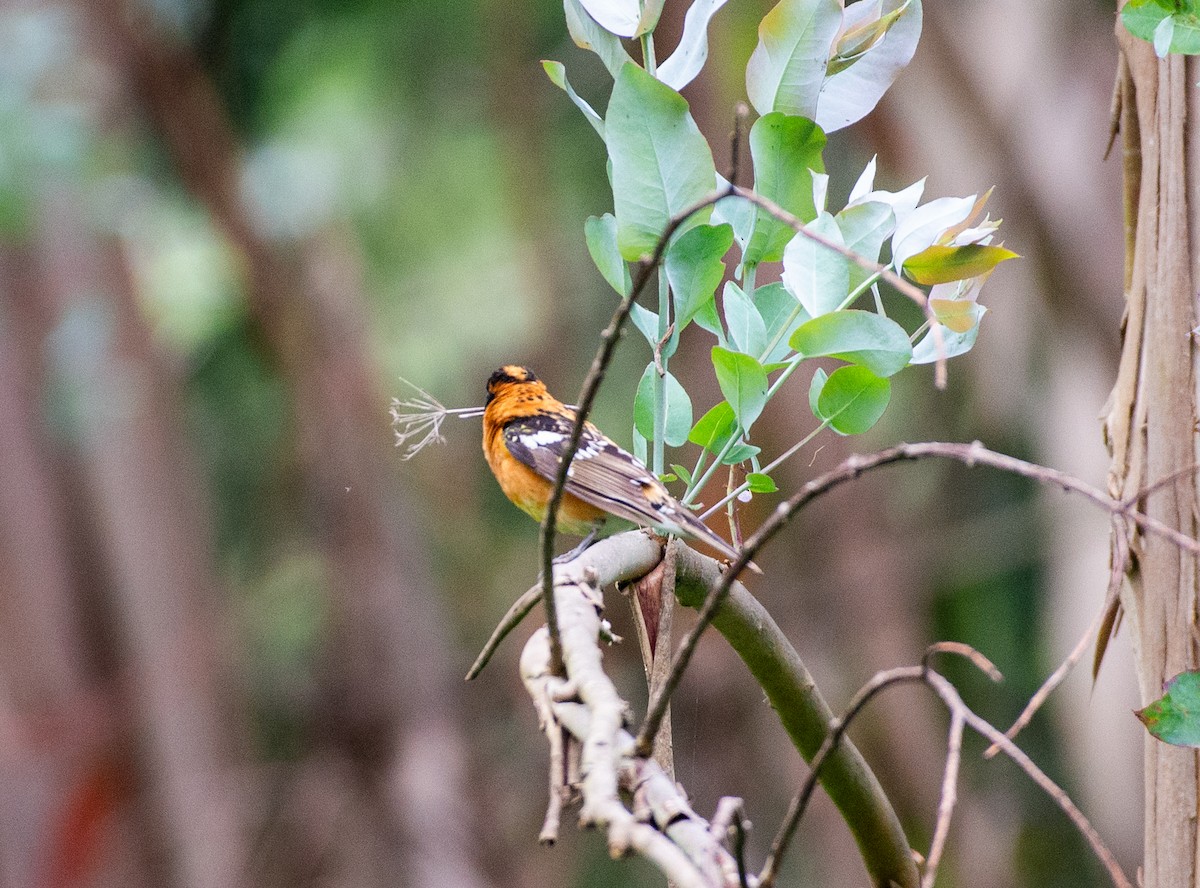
520 429 568 447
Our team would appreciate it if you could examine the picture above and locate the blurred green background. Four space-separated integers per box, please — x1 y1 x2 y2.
0 1 1142 887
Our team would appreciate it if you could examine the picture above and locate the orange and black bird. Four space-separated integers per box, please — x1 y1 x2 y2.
482 364 747 564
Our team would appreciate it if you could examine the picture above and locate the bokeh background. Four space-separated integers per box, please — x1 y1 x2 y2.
0 0 1142 886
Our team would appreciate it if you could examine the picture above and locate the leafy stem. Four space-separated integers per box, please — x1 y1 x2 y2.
837 269 883 312
682 353 807 505
653 269 670 475
700 418 830 520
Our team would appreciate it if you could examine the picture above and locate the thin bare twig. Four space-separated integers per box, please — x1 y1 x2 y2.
757 664 924 886
981 465 1199 754
923 709 964 888
984 567 1121 758
925 640 1003 680
756 647 1134 888
760 640 999 886
636 439 1200 757
466 587 541 680
1128 462 1200 503
710 797 752 888
925 672 1133 888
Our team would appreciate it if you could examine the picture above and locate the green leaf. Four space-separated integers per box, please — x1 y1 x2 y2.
808 366 828 416
693 297 727 344
633 426 648 464
781 211 851 317
745 0 844 119
659 472 678 483
747 472 778 493
723 281 769 357
815 365 891 435
711 346 769 430
1123 2 1200 55
1167 11 1200 55
634 363 694 447
543 61 606 137
666 223 733 330
837 200 894 291
670 463 694 486
903 243 1019 285
629 302 660 345
815 0 923 133
1136 670 1200 747
722 442 761 464
712 180 755 256
755 282 811 363
585 214 631 295
744 113 827 265
688 400 737 452
789 309 913 377
634 364 656 441
1121 0 1176 39
564 0 636 76
607 64 716 260
662 372 694 447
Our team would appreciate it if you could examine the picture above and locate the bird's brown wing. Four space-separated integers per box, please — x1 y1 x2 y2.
503 412 742 561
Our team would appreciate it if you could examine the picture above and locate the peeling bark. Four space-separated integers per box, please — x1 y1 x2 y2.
1105 23 1200 888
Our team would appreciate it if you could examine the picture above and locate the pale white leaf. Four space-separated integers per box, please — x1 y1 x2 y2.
848 155 878 204
781 211 851 318
951 219 1000 246
815 0 922 132
849 176 925 229
745 0 844 118
579 0 641 37
811 170 829 215
658 0 732 90
911 308 987 364
892 193 976 269
565 0 636 76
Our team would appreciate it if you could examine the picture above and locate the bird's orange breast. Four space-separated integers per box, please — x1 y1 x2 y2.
483 414 605 536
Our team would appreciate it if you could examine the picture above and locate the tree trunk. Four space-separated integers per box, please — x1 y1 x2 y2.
1106 20 1200 888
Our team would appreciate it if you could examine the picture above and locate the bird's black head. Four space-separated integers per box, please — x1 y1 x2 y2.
486 365 538 404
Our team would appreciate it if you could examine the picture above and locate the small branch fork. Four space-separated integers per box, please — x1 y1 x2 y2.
635 438 1200 756
756 643 1134 888
515 531 1136 888
520 554 746 888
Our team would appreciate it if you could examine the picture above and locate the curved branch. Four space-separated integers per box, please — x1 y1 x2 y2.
672 544 920 888
468 532 664 680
